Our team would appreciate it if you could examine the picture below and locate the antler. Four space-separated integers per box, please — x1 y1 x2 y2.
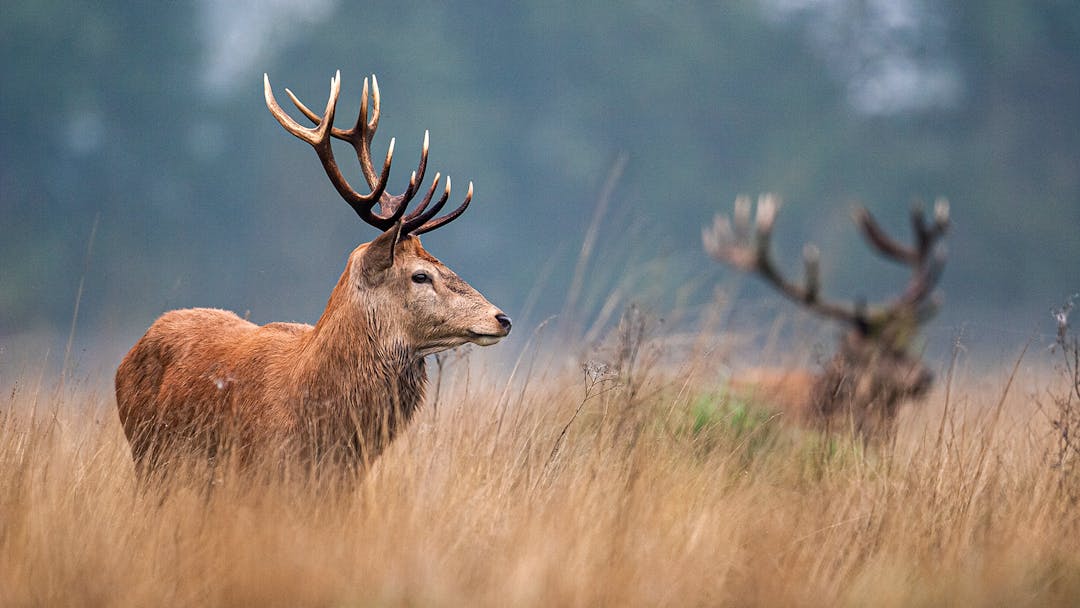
264 70 472 235
703 194 950 333
852 197 950 320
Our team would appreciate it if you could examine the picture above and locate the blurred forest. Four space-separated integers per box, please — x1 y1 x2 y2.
2 1 1078 365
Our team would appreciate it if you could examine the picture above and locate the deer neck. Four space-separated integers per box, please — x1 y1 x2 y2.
811 350 853 415
810 332 900 432
295 272 428 444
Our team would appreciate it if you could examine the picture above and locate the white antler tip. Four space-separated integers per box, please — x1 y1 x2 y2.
934 197 950 223
702 224 722 255
715 214 732 235
756 194 779 229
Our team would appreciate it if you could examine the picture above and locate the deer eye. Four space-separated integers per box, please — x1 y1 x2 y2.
411 272 431 284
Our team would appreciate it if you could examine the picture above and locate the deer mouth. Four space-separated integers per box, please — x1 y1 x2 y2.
467 331 506 346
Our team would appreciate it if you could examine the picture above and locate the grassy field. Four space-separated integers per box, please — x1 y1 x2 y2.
2 317 1080 607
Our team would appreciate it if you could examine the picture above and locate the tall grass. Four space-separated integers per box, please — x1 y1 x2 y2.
2 319 1079 607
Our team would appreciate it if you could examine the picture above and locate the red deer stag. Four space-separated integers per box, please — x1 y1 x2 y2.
703 194 948 438
115 70 511 472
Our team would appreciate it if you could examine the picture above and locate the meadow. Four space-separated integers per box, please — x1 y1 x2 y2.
2 310 1079 607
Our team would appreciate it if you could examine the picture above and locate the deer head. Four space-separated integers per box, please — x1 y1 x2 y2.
264 71 511 355
704 194 949 435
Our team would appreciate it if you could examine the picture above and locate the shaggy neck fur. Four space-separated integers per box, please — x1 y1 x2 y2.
809 331 930 439
292 264 427 464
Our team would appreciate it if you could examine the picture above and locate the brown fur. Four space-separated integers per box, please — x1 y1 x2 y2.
115 232 509 472
730 329 933 438
728 368 818 421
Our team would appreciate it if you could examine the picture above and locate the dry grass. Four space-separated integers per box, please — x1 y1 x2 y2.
2 321 1080 607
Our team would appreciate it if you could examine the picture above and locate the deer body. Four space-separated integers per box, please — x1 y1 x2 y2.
727 368 817 421
116 71 510 470
728 333 934 435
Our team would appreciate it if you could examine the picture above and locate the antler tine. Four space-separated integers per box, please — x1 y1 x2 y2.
704 195 858 324
400 173 446 229
412 180 473 235
898 240 948 310
368 130 428 221
401 171 441 220
933 197 950 226
853 207 917 264
264 71 394 226
919 197 950 253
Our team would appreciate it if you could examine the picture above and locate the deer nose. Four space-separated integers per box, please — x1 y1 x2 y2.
495 313 512 334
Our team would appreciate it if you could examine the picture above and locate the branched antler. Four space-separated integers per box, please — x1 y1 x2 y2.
264 70 472 235
703 194 950 335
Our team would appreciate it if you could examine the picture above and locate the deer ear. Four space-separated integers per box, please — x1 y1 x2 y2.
360 221 404 285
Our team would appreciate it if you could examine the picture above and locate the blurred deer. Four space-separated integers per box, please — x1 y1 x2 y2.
115 71 511 472
703 194 948 438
